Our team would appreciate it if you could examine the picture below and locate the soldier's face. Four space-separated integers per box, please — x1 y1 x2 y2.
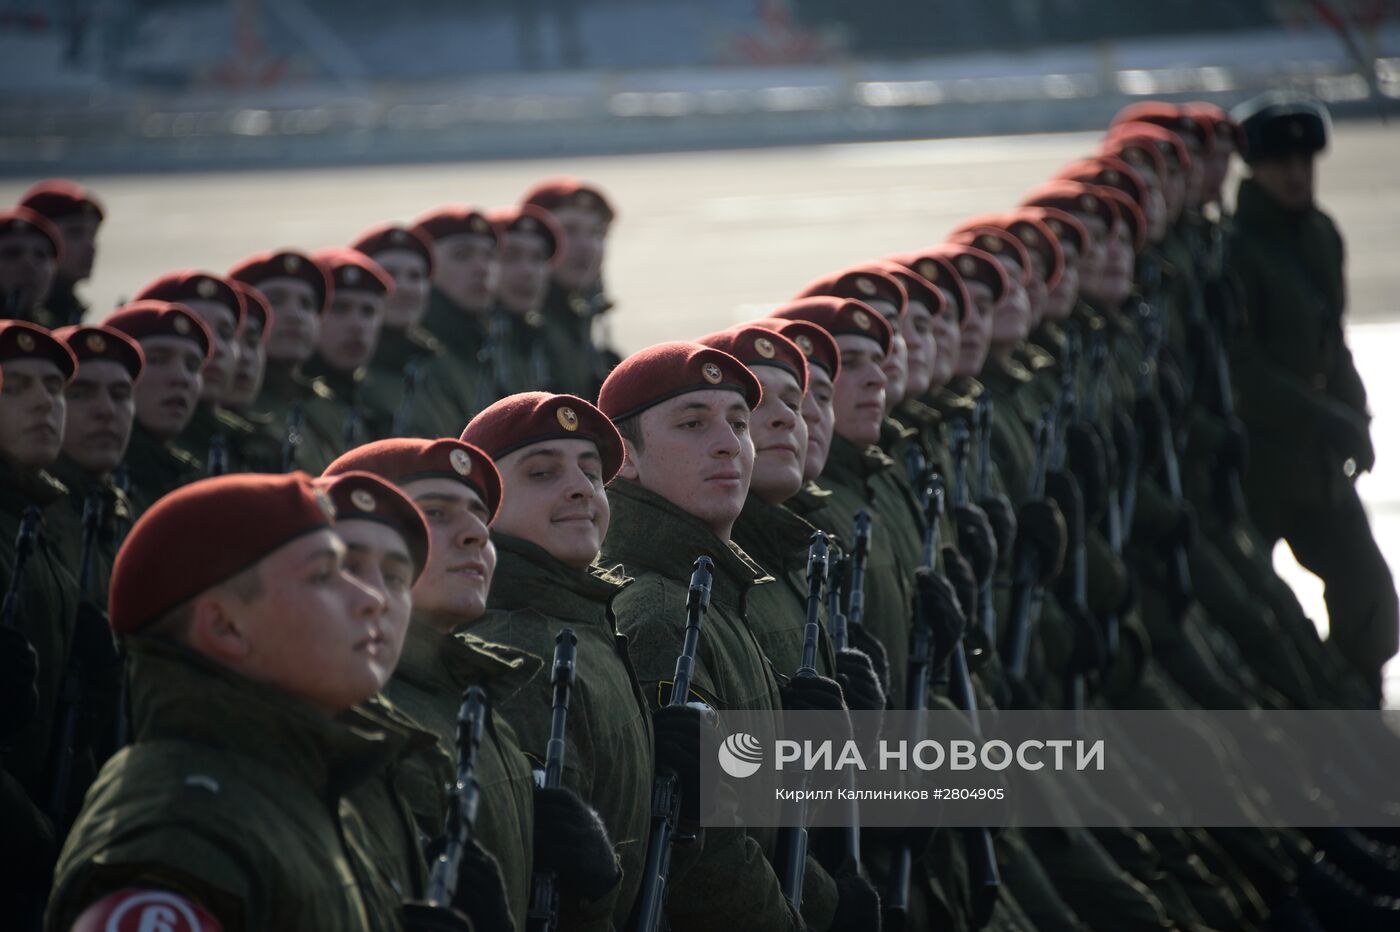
866 300 907 410
0 358 66 469
62 359 134 476
1044 245 1080 322
749 366 808 505
133 336 204 440
210 530 388 714
433 234 498 315
0 231 57 317
832 335 887 448
955 282 994 378
990 257 1032 348
1251 153 1315 213
1022 252 1049 326
260 277 321 364
801 366 836 481
497 231 552 317
618 390 754 541
403 478 496 628
900 299 937 400
927 288 961 389
1073 215 1110 303
550 206 607 292
54 214 99 282
1102 222 1135 304
183 299 241 404
1162 158 1186 221
338 519 416 688
228 318 267 408
494 439 610 569
374 248 431 330
318 289 385 373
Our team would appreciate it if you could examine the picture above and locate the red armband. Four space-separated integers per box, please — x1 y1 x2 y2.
71 889 223 932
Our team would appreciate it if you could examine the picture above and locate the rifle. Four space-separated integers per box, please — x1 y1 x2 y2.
280 402 305 473
476 308 513 413
847 511 871 631
1082 333 1121 659
527 628 579 932
1139 304 1194 617
207 434 229 477
1 507 40 631
1201 249 1247 523
1002 413 1052 680
971 398 995 644
825 549 861 870
392 358 422 437
885 475 946 929
423 686 490 908
631 556 715 932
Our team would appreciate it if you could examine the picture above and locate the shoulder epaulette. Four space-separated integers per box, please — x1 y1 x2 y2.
213 406 257 435
166 442 204 471
405 325 443 355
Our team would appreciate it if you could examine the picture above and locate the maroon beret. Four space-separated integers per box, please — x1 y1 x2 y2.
999 213 1066 290
750 318 841 382
1096 186 1148 252
1100 133 1169 183
312 247 396 297
104 300 214 362
1103 121 1192 174
795 264 908 319
768 296 892 354
19 179 105 223
521 177 617 224
135 270 246 330
1055 156 1149 211
0 207 63 260
1183 101 1245 152
230 280 274 344
349 223 436 276
109 472 336 634
227 249 333 313
875 260 949 320
462 392 625 483
411 205 500 246
1017 206 1088 257
1111 101 1213 155
1021 181 1118 232
323 438 503 524
924 244 1011 304
488 205 561 260
697 324 809 394
0 320 78 382
948 219 1034 287
316 470 431 581
53 325 145 380
598 341 763 423
889 251 973 323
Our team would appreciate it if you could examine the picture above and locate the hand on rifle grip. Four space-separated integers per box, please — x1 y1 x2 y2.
952 503 997 584
532 785 621 900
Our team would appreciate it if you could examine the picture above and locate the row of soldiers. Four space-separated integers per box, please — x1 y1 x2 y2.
2 90 1398 931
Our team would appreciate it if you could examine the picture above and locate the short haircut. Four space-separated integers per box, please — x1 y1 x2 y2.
143 562 266 643
614 414 644 453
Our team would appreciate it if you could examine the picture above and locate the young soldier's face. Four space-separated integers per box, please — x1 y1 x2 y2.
550 206 607 292
496 231 552 317
228 317 267 408
207 530 388 714
433 234 497 314
54 214 99 282
338 519 416 688
0 358 66 469
749 366 807 506
866 299 907 411
900 299 936 400
801 366 836 482
1101 222 1136 304
1021 252 1049 327
1161 156 1187 221
63 359 134 476
928 289 961 389
182 299 241 404
134 336 203 440
1131 161 1169 243
374 248 431 330
259 277 321 364
619 390 754 541
494 438 610 569
955 283 994 378
832 335 887 448
1044 244 1080 322
1252 152 1315 213
403 478 496 627
0 231 56 317
318 288 385 373
1072 214 1110 304
989 257 1032 348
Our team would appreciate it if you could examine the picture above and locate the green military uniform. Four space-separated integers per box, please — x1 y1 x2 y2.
417 287 488 427
244 365 343 475
473 532 652 930
121 423 203 513
386 619 541 931
180 401 282 475
1229 175 1397 695
301 358 381 451
537 279 615 398
40 280 87 329
46 454 134 600
599 478 807 932
360 324 466 439
501 309 554 397
46 638 408 932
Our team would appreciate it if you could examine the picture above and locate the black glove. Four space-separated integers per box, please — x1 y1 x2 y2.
1066 423 1108 524
71 600 119 669
1322 407 1375 472
417 834 513 932
0 625 40 741
914 568 967 675
401 904 475 932
1067 606 1108 677
1133 394 1167 470
1014 498 1067 584
780 673 847 713
1218 416 1249 474
835 648 885 713
846 622 890 697
1044 469 1084 555
941 546 978 627
829 864 883 932
653 704 716 822
953 503 997 584
977 494 1018 571
532 786 621 901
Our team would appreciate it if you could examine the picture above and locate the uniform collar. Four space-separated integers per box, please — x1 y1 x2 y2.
823 433 894 486
731 494 820 578
599 478 771 610
420 287 487 358
1235 176 1313 228
394 617 542 705
127 637 408 799
485 531 629 624
0 456 69 517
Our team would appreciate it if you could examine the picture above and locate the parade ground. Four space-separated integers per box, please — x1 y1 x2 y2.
3 118 1396 699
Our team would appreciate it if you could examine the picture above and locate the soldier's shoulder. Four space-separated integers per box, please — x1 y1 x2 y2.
405 325 444 355
212 406 258 434
167 443 204 472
